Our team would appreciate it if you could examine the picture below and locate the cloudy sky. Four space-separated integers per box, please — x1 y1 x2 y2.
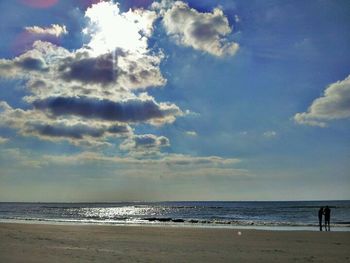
0 0 349 202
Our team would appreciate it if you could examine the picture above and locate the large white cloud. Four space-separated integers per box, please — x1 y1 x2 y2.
294 75 350 127
160 1 239 57
0 44 179 147
0 0 242 169
0 1 184 151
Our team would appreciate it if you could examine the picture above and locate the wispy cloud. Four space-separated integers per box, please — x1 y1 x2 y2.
0 147 246 179
120 134 170 154
25 24 68 37
185 131 197 136
0 136 9 144
41 151 246 178
263 131 277 138
39 151 240 168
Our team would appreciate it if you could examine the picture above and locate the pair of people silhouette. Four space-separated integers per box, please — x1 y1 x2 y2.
318 206 331 231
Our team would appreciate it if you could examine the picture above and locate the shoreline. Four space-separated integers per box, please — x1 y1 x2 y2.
1 223 349 262
1 219 350 232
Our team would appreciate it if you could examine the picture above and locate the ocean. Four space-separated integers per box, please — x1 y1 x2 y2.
0 201 349 231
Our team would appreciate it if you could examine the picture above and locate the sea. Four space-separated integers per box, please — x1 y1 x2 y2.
0 201 349 231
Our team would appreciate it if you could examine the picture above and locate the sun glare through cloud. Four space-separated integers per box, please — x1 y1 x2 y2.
83 2 157 56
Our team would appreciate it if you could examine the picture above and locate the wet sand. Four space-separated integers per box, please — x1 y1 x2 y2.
0 223 349 262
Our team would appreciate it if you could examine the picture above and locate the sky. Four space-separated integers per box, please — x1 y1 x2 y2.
0 0 349 202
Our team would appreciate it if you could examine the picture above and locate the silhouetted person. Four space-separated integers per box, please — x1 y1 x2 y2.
324 206 331 231
318 207 324 231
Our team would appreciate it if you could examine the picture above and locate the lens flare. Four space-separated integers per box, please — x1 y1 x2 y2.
19 0 58 8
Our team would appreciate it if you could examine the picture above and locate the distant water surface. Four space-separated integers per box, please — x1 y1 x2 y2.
0 201 349 231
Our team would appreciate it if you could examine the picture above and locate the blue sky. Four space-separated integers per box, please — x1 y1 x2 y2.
0 0 349 201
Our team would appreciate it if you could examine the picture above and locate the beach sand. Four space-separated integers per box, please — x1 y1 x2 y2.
0 223 349 263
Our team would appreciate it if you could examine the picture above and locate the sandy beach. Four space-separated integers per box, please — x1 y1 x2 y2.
0 223 349 262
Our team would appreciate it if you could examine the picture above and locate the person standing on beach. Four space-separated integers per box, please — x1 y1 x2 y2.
324 206 331 231
318 207 324 231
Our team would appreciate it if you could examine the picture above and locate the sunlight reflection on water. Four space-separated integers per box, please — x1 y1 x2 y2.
78 206 157 220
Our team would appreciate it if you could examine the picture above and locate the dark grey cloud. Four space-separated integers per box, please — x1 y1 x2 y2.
108 124 130 134
0 54 48 77
0 101 131 144
124 60 158 87
57 50 165 90
134 134 169 148
29 80 47 89
28 123 105 139
33 96 181 123
26 122 130 141
59 53 117 84
15 57 47 71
